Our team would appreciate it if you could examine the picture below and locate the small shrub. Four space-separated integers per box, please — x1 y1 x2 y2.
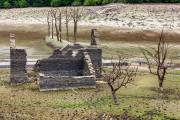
16 0 29 8
3 1 11 8
72 0 82 6
84 0 103 6
102 0 111 4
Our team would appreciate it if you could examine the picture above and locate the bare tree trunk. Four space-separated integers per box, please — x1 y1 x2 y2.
65 7 69 41
47 11 50 37
54 13 60 41
157 67 166 92
59 12 62 42
66 22 69 41
74 21 77 43
158 78 164 91
71 7 82 43
51 14 54 39
112 91 120 105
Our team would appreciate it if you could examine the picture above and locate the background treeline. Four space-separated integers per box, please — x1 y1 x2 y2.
0 0 180 8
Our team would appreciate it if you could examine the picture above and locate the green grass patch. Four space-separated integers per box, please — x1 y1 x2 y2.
0 69 180 119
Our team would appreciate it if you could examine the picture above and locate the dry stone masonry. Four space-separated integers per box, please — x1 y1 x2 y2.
10 33 29 84
9 29 102 91
91 29 100 46
34 29 102 91
10 49 29 84
34 43 102 91
83 52 96 76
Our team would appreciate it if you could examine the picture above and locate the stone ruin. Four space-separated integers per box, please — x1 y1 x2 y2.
34 44 102 91
91 29 100 46
10 49 29 84
10 34 29 84
10 29 102 91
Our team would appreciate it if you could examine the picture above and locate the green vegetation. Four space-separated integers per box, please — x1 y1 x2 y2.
1 0 180 8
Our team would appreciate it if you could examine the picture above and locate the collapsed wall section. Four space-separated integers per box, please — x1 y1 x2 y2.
83 52 96 76
34 49 84 76
59 43 102 78
82 47 102 78
34 49 96 91
36 58 84 76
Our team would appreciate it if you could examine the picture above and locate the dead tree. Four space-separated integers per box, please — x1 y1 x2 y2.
71 7 83 43
47 10 51 37
141 28 171 91
58 10 62 42
51 10 54 39
103 57 138 105
52 9 60 41
65 7 71 41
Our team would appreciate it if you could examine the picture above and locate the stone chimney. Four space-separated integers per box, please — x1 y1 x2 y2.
91 29 100 46
10 33 16 49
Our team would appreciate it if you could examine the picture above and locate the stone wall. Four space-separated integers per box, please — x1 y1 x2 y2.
34 43 101 91
83 47 102 78
39 75 96 91
83 52 96 76
35 45 102 78
35 58 84 76
10 49 28 84
34 49 84 76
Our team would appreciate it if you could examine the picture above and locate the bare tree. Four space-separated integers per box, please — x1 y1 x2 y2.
103 57 138 105
58 10 62 42
47 9 62 42
51 9 54 39
141 28 171 91
52 9 60 41
65 7 71 41
47 10 51 37
71 7 83 43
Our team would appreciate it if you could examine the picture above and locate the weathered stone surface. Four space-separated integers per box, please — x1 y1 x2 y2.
39 75 96 91
10 49 28 84
34 50 84 76
84 47 102 78
83 52 96 76
34 40 102 91
91 29 100 46
49 49 63 58
61 44 84 54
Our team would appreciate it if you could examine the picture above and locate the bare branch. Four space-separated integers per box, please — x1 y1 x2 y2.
141 28 171 91
103 56 138 105
70 7 83 43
